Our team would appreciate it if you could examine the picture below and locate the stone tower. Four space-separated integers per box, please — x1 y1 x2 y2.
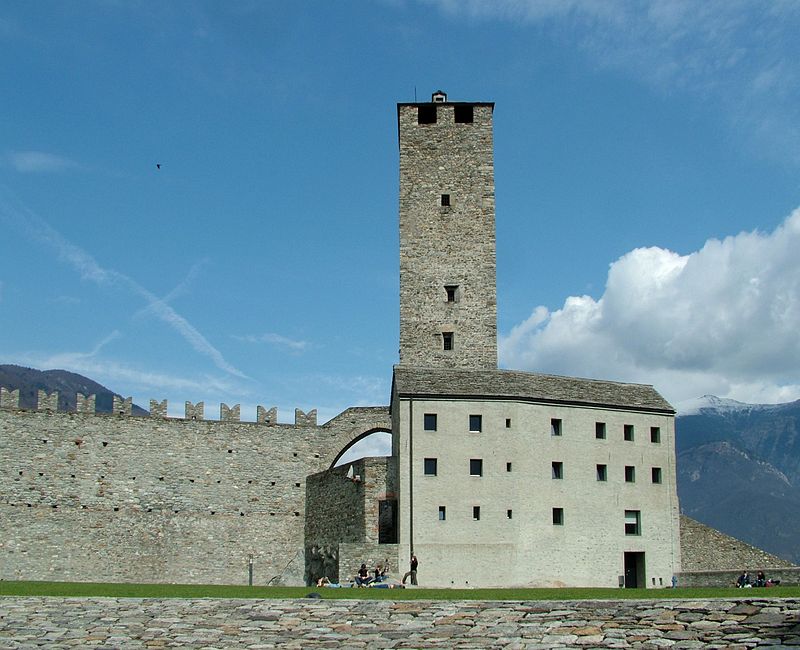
397 90 497 369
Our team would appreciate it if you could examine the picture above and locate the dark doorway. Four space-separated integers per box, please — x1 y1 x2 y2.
379 499 397 544
624 552 645 588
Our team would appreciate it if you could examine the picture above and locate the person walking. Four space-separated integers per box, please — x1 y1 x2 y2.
402 554 418 585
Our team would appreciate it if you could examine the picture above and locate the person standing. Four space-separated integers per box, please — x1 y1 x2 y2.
402 554 418 585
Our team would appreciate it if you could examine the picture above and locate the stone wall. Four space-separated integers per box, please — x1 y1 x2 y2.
305 457 399 584
680 515 796 571
679 568 800 588
0 404 390 585
1 596 799 647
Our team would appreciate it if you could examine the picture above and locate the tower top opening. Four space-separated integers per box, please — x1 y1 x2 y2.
432 90 447 103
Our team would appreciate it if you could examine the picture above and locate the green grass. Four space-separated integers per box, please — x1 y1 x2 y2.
1 581 799 601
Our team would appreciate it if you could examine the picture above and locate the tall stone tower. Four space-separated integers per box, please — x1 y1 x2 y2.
397 90 497 369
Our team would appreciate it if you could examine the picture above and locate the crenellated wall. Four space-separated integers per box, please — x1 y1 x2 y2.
0 399 390 585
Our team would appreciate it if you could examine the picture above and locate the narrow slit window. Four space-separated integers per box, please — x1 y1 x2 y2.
442 331 454 351
472 505 481 520
552 507 564 525
507 509 513 519
438 505 446 520
506 462 512 472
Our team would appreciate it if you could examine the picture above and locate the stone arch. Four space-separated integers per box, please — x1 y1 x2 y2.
329 426 392 469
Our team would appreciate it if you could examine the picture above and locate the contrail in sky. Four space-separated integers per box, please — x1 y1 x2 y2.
0 190 248 379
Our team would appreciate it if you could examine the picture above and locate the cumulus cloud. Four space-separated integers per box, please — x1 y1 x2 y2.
6 150 82 173
500 208 800 405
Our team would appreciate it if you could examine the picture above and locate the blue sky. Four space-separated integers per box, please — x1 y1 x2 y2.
2 1 800 427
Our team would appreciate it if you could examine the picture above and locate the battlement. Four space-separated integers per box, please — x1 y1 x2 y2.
0 388 319 426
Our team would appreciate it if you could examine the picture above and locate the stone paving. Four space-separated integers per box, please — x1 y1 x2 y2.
1 596 799 648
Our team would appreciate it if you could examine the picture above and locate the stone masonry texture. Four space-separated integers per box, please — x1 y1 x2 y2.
1 596 799 648
398 99 497 369
0 405 390 585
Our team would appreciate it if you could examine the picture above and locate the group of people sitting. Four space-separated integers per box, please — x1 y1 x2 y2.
736 570 781 588
315 559 405 589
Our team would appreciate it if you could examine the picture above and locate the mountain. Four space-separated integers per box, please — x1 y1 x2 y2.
676 395 800 564
0 364 148 416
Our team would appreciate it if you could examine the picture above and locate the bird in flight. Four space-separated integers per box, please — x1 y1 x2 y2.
156 163 161 170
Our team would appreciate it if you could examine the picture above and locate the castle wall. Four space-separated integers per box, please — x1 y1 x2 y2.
0 405 390 585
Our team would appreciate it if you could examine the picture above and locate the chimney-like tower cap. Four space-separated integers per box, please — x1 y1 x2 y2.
431 90 447 103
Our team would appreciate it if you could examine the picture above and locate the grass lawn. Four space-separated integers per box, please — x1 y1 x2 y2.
1 581 799 601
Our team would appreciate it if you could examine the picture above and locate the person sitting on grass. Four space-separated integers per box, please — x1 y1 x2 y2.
355 563 372 587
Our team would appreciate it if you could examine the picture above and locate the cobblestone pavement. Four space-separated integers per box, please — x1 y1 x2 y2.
1 596 799 648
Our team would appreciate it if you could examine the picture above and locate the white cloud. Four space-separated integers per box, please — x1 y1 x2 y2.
500 207 800 405
234 332 309 352
426 0 800 163
6 150 82 173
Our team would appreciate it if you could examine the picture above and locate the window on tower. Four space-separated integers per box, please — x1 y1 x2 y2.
454 105 474 123
441 193 450 207
418 105 437 124
442 332 454 350
445 285 458 302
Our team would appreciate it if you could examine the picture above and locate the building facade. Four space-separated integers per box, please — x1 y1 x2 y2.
390 92 681 587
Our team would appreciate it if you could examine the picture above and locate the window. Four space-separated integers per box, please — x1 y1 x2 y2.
552 507 564 525
469 458 483 476
551 461 563 479
625 466 636 483
454 105 473 123
418 105 436 124
424 458 438 476
441 193 451 207
595 422 606 439
469 414 482 432
438 506 446 521
444 284 458 302
442 331 454 351
505 418 511 428
551 418 562 436
507 509 513 519
651 467 662 484
651 426 661 443
506 462 512 472
472 506 481 520
624 425 634 441
378 499 397 544
423 413 437 431
625 510 641 535
596 464 607 481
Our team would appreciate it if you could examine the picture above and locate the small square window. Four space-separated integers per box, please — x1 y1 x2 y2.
469 414 482 432
551 418 562 436
596 464 607 481
469 458 483 476
625 466 636 483
595 422 606 439
424 458 437 476
454 105 474 123
443 331 454 350
418 105 436 124
424 413 437 431
506 462 512 472
650 426 661 443
625 509 641 535
438 505 446 521
652 467 662 484
441 193 451 207
624 425 634 441
551 461 563 479
445 284 458 302
507 509 513 519
472 505 481 521
552 507 564 525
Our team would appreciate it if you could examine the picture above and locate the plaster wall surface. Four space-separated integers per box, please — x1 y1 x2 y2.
398 101 497 369
395 395 680 588
0 405 389 584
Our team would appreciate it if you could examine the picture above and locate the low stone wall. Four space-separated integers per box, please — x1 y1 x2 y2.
1 596 799 648
679 568 800 588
